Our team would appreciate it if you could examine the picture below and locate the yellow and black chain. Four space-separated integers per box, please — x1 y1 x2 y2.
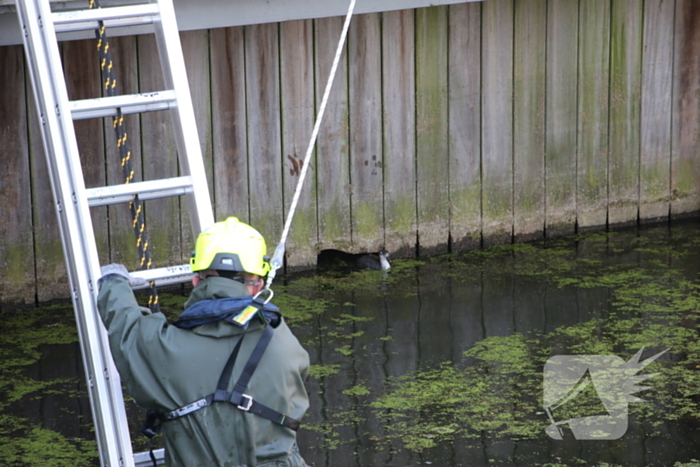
89 0 160 313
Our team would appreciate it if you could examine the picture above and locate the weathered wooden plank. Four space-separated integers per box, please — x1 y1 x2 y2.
545 0 578 237
416 6 449 254
315 16 351 252
349 13 383 254
513 0 546 241
448 2 481 250
482 0 514 245
640 0 673 222
245 23 284 247
0 45 34 306
671 0 700 217
102 35 142 269
280 19 317 269
138 34 182 266
608 0 642 226
210 27 249 223
181 29 213 248
577 0 610 230
382 9 416 258
27 82 68 302
63 39 108 266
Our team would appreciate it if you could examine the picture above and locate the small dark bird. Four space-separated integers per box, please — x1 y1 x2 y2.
355 249 390 271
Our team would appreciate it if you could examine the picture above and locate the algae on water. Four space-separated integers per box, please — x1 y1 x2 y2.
2 224 700 466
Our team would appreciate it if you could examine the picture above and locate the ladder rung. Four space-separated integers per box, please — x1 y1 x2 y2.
70 91 176 120
134 448 165 467
86 176 194 207
131 265 194 288
52 4 160 33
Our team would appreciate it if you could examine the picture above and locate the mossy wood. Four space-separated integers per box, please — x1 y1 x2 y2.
281 19 317 270
181 30 213 252
577 0 610 230
513 0 546 242
416 6 449 254
608 0 642 227
545 0 578 236
0 45 34 307
210 26 249 223
382 9 416 257
2 3 700 302
315 16 352 252
246 23 284 251
671 0 700 217
448 2 481 251
640 0 673 222
481 0 514 246
138 34 183 266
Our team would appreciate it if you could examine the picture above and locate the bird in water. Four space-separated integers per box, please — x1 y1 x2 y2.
355 249 390 271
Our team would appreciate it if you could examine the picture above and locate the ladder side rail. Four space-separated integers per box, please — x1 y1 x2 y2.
16 1 135 466
150 0 214 235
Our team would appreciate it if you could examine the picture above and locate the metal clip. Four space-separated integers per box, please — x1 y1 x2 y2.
253 287 274 305
167 398 208 420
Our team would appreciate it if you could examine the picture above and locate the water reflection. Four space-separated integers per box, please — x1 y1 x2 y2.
1 221 700 466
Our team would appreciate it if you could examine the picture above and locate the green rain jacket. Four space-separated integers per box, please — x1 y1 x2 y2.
97 276 310 467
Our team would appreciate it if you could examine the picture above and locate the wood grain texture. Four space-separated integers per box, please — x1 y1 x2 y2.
577 0 610 230
671 0 700 216
181 29 212 249
315 16 352 251
28 47 68 302
245 23 284 247
3 3 697 295
382 9 416 257
482 0 514 245
448 2 481 250
0 45 34 306
138 34 182 265
349 13 384 253
102 35 142 269
280 19 317 269
545 0 578 237
608 0 642 226
63 39 108 266
513 0 546 241
640 0 673 222
416 6 449 254
211 26 249 223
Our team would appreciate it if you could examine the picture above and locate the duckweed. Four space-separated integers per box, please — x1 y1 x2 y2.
3 223 700 466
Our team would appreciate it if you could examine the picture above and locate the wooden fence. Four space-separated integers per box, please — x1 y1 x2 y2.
1 0 700 306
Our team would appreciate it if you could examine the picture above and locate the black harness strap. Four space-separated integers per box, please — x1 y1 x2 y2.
142 321 300 444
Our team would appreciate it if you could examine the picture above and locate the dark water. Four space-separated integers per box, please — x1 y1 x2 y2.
2 221 700 466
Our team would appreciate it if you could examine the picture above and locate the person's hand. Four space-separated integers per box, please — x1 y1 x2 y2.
99 264 148 287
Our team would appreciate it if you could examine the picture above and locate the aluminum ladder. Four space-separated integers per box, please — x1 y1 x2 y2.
15 0 215 465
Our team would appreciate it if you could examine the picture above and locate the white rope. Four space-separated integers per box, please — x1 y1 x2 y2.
263 0 357 293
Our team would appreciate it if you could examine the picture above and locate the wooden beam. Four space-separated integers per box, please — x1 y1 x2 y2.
482 0 514 245
640 0 673 222
448 2 481 250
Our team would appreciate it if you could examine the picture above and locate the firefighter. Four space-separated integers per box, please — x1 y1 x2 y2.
97 217 310 467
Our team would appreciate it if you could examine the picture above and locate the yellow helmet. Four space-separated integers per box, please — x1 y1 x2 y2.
190 217 271 277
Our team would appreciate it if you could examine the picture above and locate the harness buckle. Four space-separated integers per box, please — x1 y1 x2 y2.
237 394 253 411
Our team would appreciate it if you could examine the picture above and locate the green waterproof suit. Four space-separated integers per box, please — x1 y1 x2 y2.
97 276 310 467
